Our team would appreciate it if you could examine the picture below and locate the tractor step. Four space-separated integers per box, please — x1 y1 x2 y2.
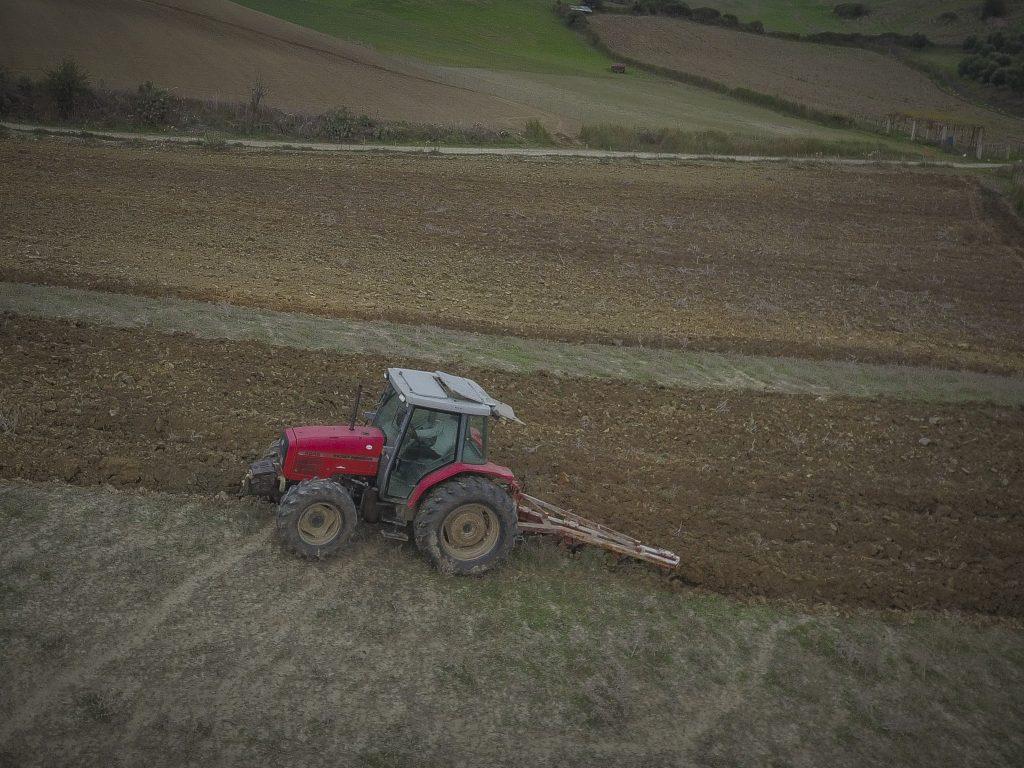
380 527 410 542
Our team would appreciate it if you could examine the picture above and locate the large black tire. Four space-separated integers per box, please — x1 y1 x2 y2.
413 476 518 575
277 479 358 560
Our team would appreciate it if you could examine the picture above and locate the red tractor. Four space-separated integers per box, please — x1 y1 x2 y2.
244 368 679 575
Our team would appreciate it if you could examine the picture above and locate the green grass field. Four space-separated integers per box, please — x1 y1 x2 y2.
233 0 610 73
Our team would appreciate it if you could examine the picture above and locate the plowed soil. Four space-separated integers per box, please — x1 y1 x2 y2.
588 15 1024 143
3 137 1024 373
2 315 1021 615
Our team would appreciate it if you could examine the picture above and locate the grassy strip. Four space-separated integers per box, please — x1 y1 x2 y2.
1 480 1023 766
3 281 1020 405
578 124 922 159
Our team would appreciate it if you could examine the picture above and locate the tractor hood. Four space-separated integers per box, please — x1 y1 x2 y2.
286 425 385 457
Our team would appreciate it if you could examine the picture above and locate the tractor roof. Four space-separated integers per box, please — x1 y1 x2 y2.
386 368 520 422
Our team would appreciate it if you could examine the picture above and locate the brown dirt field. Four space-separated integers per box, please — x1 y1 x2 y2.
2 315 1022 615
0 0 551 129
0 0 862 136
588 15 1024 143
3 136 1023 373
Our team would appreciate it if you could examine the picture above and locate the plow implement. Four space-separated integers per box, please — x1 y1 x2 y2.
516 493 680 570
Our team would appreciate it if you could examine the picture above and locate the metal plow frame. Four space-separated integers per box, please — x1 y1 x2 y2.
516 493 680 570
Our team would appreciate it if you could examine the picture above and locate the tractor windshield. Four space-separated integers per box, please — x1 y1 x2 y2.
461 414 488 464
372 385 406 446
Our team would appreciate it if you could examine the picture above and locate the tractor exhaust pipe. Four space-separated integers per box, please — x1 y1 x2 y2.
349 383 363 429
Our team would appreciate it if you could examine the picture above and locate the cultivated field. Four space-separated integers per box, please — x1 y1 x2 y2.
2 137 1022 373
0 0 879 139
2 314 1022 614
588 15 1024 142
2 132 1023 765
0 0 544 129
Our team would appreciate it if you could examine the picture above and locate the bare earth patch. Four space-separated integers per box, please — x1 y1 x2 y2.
2 136 1023 373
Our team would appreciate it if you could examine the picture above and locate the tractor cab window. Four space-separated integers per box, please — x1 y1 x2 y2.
461 415 488 464
386 408 460 500
372 385 406 446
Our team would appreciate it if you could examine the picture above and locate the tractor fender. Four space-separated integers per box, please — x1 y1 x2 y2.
404 462 516 519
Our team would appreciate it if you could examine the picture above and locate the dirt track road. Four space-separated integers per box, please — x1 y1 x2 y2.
2 122 1009 167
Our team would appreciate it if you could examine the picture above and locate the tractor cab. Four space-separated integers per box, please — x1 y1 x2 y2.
369 368 517 503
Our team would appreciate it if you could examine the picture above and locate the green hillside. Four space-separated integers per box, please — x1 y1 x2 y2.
233 0 610 73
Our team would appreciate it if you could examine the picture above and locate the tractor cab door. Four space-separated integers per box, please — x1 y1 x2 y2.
382 407 462 501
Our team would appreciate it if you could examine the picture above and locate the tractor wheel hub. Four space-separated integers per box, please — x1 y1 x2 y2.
297 502 342 546
441 503 499 560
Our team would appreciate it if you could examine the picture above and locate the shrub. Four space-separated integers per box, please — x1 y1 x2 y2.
628 0 690 15
0 70 16 117
958 31 1024 93
690 7 720 23
833 3 870 20
937 11 958 23
130 81 171 125
981 0 1009 20
43 59 90 119
660 0 690 16
317 108 376 141
524 119 555 146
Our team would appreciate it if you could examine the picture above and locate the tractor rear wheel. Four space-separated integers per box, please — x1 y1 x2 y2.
277 479 358 560
414 476 517 575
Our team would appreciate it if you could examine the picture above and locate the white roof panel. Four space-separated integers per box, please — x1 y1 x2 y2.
387 368 520 421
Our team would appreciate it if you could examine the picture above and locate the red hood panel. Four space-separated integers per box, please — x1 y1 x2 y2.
287 425 385 456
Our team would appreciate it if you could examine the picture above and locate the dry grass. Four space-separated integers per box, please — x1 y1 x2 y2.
1 481 1022 767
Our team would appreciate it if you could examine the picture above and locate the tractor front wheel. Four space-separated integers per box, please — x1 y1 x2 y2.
277 479 358 560
414 476 517 575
